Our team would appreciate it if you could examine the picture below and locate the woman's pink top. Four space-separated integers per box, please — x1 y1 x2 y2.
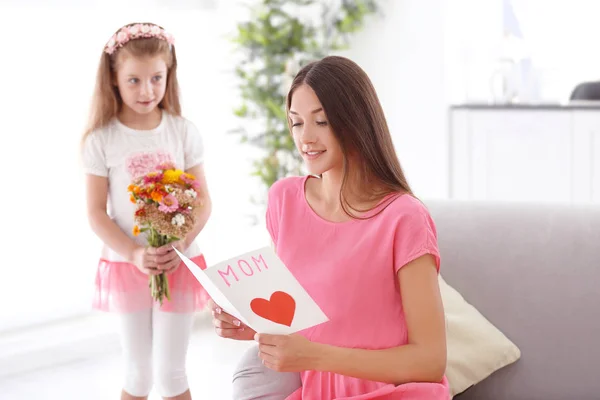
266 176 450 399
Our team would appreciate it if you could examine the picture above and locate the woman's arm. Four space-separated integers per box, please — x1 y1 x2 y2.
317 254 446 384
257 254 447 385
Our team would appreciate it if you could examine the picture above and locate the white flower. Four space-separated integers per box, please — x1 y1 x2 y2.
141 24 151 34
185 189 197 199
165 184 173 192
129 25 140 35
151 25 161 35
171 213 185 227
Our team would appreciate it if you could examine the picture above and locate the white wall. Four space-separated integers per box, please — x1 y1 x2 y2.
338 0 452 199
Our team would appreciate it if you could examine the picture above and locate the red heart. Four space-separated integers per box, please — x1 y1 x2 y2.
250 291 296 327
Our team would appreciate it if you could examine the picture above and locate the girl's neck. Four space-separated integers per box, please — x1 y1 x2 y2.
118 106 163 131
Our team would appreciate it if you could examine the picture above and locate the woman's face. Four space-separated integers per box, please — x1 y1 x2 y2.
288 84 343 175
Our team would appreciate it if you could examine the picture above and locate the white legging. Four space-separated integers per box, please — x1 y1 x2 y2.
117 308 195 398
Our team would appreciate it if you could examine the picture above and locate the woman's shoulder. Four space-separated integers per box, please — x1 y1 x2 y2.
268 175 307 203
376 193 435 228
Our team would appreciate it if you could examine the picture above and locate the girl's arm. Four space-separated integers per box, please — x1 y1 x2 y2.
257 254 447 385
180 164 212 250
86 174 140 262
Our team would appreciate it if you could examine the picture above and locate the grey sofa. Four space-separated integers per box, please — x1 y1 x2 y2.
426 200 600 400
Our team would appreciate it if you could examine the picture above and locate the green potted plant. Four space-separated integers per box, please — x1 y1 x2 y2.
231 0 379 196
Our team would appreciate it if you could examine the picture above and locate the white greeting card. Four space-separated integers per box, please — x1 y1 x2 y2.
174 247 329 334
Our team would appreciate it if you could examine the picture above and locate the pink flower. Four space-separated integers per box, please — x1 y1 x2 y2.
158 194 179 213
180 174 200 189
116 29 130 43
165 32 175 45
143 172 163 184
129 24 142 36
151 25 161 36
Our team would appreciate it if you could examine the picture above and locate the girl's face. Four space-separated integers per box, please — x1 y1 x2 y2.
289 84 343 175
115 54 167 116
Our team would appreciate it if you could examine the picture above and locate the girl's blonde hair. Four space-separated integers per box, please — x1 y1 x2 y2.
82 22 181 142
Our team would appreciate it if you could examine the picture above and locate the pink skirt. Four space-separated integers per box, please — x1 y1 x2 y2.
92 254 210 313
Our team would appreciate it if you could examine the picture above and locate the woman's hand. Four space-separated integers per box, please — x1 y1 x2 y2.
255 333 322 372
208 299 256 341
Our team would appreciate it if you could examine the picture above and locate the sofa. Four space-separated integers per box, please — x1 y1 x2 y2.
426 200 600 399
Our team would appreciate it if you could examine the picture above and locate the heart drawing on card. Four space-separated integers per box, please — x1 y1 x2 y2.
250 291 296 326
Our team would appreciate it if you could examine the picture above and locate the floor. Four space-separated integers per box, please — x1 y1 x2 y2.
0 321 255 400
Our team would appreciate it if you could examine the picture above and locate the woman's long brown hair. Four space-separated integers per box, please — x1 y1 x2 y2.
286 56 414 219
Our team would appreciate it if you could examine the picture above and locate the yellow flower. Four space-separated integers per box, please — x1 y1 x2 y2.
162 169 183 184
133 226 140 236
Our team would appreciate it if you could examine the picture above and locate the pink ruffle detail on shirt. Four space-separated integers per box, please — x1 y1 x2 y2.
92 254 210 313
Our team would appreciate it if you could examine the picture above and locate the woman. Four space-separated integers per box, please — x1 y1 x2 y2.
211 55 449 400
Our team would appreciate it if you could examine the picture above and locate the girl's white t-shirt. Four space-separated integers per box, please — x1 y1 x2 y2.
82 110 204 262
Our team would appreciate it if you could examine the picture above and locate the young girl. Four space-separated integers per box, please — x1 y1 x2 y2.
81 22 211 400
210 56 450 399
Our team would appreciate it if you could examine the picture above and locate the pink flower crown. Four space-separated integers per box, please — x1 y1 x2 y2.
104 23 175 55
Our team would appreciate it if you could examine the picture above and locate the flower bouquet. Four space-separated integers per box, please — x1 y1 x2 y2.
128 162 201 305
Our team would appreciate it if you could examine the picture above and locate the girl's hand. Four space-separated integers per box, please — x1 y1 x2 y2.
156 240 187 274
208 299 256 341
256 333 322 372
130 246 163 275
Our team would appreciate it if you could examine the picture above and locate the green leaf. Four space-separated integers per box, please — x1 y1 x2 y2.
231 0 378 193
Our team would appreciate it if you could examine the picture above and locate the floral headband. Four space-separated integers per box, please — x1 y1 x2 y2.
104 23 175 55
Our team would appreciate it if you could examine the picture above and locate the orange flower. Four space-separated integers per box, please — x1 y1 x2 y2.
130 195 136 203
133 225 140 236
151 191 163 202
